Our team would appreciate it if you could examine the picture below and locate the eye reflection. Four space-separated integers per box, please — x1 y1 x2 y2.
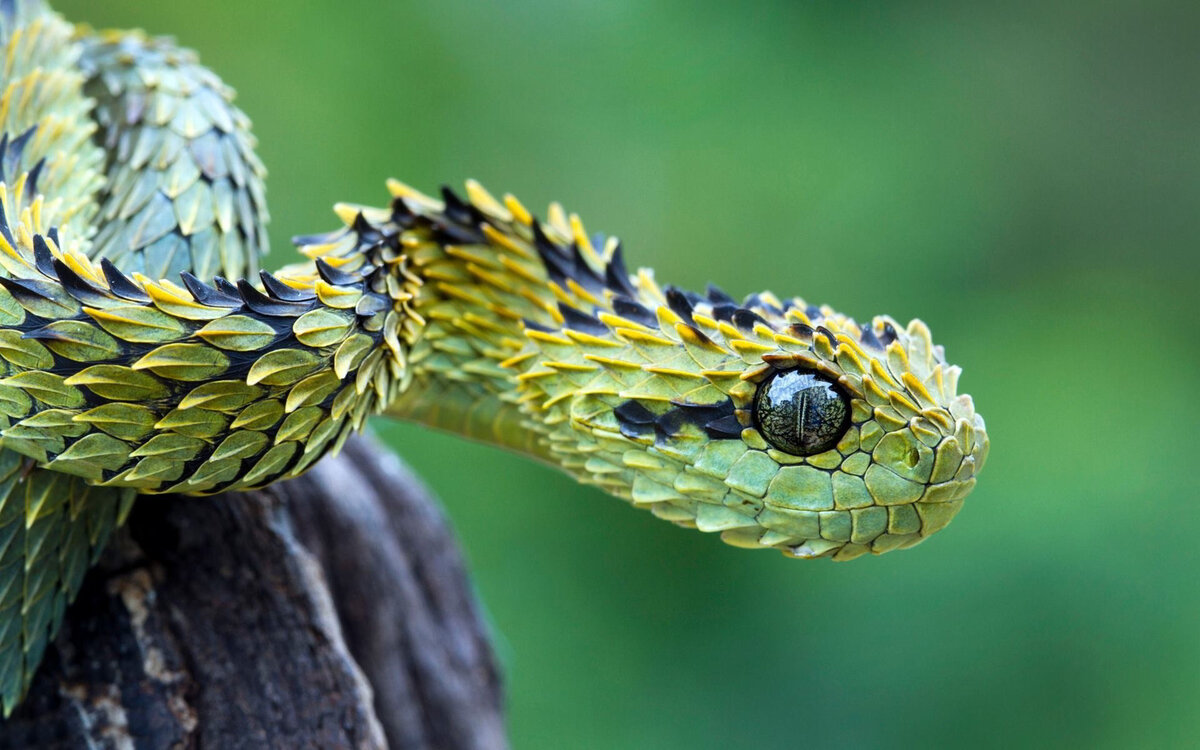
753 369 851 456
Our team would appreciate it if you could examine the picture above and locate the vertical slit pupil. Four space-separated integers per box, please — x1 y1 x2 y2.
753 368 850 456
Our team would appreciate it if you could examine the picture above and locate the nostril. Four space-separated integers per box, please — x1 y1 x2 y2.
906 446 920 468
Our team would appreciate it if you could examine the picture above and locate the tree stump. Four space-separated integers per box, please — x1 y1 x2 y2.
0 434 508 750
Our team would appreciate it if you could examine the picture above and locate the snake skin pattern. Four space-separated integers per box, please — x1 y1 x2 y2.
0 1 988 712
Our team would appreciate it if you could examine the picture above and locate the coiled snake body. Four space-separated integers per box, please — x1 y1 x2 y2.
0 1 988 711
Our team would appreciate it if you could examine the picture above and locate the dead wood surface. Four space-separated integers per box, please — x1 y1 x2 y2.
0 434 507 750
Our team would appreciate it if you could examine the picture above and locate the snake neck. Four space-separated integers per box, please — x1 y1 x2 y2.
332 181 646 463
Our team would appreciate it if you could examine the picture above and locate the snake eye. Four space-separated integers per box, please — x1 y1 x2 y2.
753 369 851 456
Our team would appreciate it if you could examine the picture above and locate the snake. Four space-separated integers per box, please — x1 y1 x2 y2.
0 0 988 714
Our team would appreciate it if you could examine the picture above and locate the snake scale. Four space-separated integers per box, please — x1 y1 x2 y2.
0 0 988 714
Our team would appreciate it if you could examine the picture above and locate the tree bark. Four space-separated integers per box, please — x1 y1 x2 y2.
0 434 507 750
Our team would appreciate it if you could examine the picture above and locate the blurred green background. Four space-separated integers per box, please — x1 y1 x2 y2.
55 1 1200 747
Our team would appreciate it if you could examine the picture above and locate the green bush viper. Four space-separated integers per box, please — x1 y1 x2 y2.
0 0 988 713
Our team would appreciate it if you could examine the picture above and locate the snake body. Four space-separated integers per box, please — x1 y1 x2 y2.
0 1 988 713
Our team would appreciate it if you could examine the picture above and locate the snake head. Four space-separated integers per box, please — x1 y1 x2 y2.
379 182 987 561
704 298 988 560
549 277 988 561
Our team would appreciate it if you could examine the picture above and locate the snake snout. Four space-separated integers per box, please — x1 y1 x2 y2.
711 314 989 560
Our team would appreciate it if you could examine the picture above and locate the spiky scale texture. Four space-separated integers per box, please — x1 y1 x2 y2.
379 181 987 564
0 226 416 494
0 0 990 717
0 1 265 712
78 30 268 280
0 452 130 708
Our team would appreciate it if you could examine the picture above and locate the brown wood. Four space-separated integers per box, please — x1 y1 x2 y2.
0 434 507 750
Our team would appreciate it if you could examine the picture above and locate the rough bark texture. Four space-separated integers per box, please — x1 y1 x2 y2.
0 434 507 750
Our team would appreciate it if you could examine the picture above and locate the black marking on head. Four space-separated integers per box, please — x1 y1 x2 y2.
616 398 741 444
815 326 839 351
859 323 883 351
664 286 694 320
441 185 486 228
32 235 57 279
879 322 898 346
603 241 639 299
615 410 654 441
711 303 738 322
315 258 360 286
680 323 718 348
558 304 607 336
615 399 657 441
731 309 767 332
786 323 814 342
703 414 744 439
532 220 570 285
569 243 606 294
658 399 737 441
101 259 152 303
706 283 736 305
531 220 557 252
181 272 242 308
530 220 605 294
260 271 315 302
237 280 312 317
433 219 486 246
615 400 656 425
611 296 658 328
